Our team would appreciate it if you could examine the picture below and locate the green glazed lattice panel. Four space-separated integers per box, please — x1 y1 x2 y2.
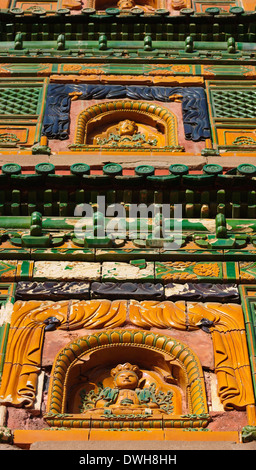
211 89 256 119
0 87 41 115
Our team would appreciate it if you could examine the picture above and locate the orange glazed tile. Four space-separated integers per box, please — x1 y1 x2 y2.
13 429 90 448
164 430 240 442
89 429 165 441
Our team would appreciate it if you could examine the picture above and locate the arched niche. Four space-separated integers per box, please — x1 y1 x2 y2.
45 330 210 429
84 0 166 12
72 100 180 150
65 345 184 416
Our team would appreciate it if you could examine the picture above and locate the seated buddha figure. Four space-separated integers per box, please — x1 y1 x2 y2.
95 362 159 409
118 119 138 137
116 0 155 12
117 0 135 8
94 119 158 148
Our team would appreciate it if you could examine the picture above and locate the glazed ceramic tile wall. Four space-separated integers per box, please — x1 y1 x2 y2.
1 1 256 448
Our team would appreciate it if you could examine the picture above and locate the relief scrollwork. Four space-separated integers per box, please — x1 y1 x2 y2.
0 300 68 408
43 84 211 144
188 302 255 415
129 300 255 413
83 0 166 12
0 299 254 426
0 299 126 408
0 133 20 148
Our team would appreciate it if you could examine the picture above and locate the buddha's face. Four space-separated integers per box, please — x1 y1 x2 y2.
118 120 137 136
114 370 139 389
117 0 135 8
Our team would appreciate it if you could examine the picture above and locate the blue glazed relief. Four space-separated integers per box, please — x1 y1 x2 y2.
42 84 211 142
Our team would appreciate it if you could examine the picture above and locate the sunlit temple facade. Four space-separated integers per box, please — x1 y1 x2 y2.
0 0 256 450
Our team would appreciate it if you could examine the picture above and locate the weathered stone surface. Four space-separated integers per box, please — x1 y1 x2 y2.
29 439 256 450
0 444 22 450
33 261 101 281
42 329 82 367
208 410 248 433
49 154 207 170
102 261 154 280
7 407 46 431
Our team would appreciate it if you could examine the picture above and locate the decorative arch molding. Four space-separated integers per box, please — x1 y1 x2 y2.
0 298 255 425
42 84 211 142
45 329 209 429
84 0 167 12
73 100 178 148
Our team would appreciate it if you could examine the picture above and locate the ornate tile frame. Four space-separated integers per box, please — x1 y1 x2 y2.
0 295 255 427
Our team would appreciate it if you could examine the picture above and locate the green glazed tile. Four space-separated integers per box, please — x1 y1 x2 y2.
0 323 10 377
0 260 17 280
30 249 94 261
222 262 239 282
0 249 30 260
239 262 256 282
16 260 34 280
95 249 160 262
158 250 224 261
155 261 223 283
224 250 256 261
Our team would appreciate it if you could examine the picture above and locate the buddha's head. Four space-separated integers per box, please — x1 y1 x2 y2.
111 363 142 390
117 0 135 9
118 119 138 136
